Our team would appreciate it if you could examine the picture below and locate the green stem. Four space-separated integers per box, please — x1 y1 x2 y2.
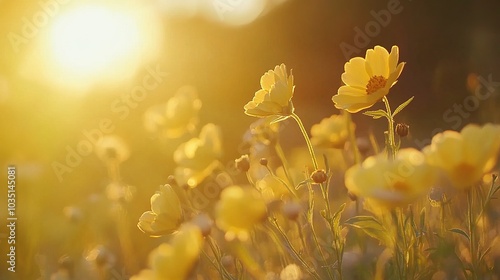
207 237 235 280
291 112 319 170
382 96 396 160
467 189 477 280
268 218 322 280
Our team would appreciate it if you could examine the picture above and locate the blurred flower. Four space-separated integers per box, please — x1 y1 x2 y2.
423 123 500 189
243 118 281 146
138 184 183 236
345 148 436 208
215 185 267 241
235 154 251 172
280 264 303 280
105 182 135 203
144 86 202 138
174 123 223 187
95 135 130 163
282 201 302 220
311 114 354 148
131 224 204 280
244 64 295 118
85 245 115 269
256 174 290 201
332 45 405 113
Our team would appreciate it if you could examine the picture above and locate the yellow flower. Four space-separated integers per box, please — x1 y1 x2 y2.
310 114 355 149
215 185 267 241
131 224 204 280
137 184 183 236
244 64 295 118
332 46 405 113
144 85 202 138
423 123 500 189
345 148 436 208
174 123 223 187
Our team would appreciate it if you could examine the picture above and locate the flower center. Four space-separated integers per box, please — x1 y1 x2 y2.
366 75 387 95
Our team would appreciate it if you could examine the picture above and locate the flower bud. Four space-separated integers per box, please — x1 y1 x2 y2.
311 169 328 184
395 123 409 138
235 154 251 172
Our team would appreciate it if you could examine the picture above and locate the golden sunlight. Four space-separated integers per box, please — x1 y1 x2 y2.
22 3 163 91
49 6 140 76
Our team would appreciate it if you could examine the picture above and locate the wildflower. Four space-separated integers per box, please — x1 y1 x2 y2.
143 85 202 138
235 154 251 172
174 123 223 187
280 264 303 280
95 135 129 163
131 224 204 280
85 245 115 269
215 185 267 241
138 184 183 236
332 46 405 113
311 114 354 148
345 148 436 208
244 64 295 118
423 123 500 189
395 123 409 138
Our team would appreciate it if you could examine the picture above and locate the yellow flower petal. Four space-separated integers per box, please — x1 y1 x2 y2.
332 45 405 113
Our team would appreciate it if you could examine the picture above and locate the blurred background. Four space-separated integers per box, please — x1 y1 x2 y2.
0 0 499 278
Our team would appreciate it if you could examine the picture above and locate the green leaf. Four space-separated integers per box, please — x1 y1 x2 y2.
332 203 346 229
479 246 492 264
270 115 290 124
419 207 426 232
363 109 389 119
345 216 391 246
448 228 470 242
295 178 312 190
392 96 414 117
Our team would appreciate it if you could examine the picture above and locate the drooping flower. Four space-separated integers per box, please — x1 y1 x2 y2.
332 46 405 113
423 123 500 189
137 184 183 236
174 123 223 187
144 85 202 138
131 224 204 280
345 148 436 208
310 114 355 149
244 64 295 118
215 185 267 241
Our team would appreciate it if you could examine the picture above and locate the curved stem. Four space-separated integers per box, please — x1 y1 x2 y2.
291 112 319 170
382 97 396 160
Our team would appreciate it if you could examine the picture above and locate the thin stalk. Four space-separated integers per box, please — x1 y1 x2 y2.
382 96 396 160
207 237 234 280
467 189 477 280
291 112 319 170
268 218 322 280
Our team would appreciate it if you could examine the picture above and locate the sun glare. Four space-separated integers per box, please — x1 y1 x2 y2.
50 6 139 75
38 4 162 90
